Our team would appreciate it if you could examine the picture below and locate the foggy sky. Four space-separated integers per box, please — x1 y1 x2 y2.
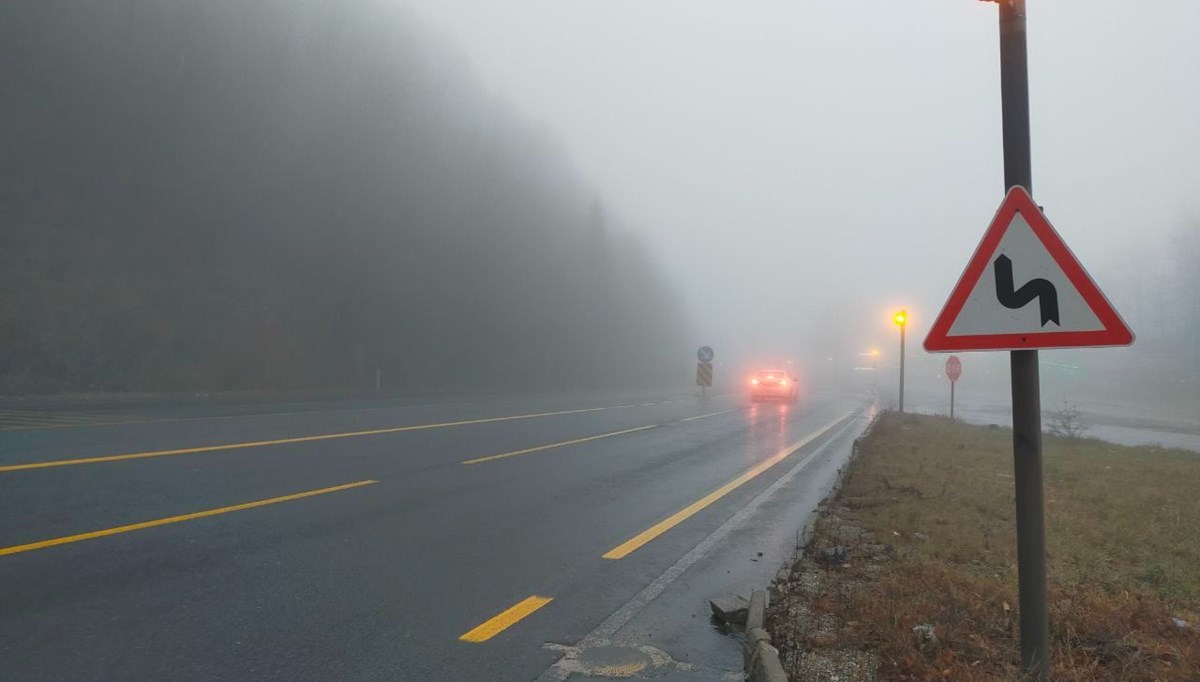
403 1 1199 390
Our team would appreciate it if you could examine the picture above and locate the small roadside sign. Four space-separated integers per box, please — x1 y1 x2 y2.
946 356 962 382
697 346 714 363
696 362 713 388
945 355 962 419
924 187 1133 352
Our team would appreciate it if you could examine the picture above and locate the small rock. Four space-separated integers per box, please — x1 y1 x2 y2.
913 624 939 647
709 594 749 625
912 532 928 541
818 545 849 565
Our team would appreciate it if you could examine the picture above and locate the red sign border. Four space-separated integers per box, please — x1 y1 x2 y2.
924 187 1134 352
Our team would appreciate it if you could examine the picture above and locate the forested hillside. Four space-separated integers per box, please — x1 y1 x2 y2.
0 1 689 393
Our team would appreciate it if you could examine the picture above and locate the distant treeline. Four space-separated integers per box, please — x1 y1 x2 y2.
0 1 689 393
1107 223 1200 402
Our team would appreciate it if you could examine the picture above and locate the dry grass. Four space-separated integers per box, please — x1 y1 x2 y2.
768 412 1200 681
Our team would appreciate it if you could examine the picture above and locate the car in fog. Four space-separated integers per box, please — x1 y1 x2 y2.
749 369 799 402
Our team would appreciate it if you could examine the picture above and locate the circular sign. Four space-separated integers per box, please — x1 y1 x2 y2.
697 346 714 363
946 355 962 382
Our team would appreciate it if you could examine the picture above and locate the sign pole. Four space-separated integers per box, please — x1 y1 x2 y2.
897 316 907 413
999 1 1050 677
927 6 1130 674
945 356 962 419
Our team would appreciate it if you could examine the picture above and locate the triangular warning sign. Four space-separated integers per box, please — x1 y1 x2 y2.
924 187 1134 352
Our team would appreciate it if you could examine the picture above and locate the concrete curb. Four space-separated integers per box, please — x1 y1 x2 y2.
742 589 786 681
747 589 766 631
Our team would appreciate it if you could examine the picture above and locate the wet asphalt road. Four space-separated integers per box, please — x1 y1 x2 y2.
0 388 871 681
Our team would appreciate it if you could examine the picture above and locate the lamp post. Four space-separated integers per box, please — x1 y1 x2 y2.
894 310 907 412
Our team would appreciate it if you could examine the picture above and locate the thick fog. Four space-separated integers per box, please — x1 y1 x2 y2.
410 0 1200 405
2 1 1197 406
1 2 687 392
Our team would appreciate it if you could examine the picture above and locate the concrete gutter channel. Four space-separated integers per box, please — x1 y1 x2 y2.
735 409 883 682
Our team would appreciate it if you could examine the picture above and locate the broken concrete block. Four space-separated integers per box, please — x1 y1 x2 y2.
708 594 749 625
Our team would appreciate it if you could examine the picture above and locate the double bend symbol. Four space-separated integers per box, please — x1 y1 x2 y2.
994 255 1060 326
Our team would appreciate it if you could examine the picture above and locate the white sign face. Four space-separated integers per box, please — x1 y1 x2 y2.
946 210 1103 337
925 187 1133 352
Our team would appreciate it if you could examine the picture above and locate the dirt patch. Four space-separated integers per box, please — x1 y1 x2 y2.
767 412 1200 681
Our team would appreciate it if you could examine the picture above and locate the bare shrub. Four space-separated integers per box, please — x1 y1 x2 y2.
1046 401 1090 440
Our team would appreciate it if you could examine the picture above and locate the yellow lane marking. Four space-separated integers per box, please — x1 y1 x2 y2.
602 414 850 560
459 408 737 466
679 409 736 422
0 410 144 431
0 410 138 421
0 412 80 423
0 480 377 557
461 425 659 465
0 405 631 473
459 596 553 643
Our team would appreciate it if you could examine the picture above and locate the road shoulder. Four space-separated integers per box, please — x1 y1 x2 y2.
538 404 876 681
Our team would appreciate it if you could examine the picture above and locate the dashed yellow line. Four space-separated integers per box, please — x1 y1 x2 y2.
0 405 633 473
461 425 659 465
602 414 849 560
679 409 736 422
0 410 144 432
459 409 738 466
459 596 553 643
0 480 377 557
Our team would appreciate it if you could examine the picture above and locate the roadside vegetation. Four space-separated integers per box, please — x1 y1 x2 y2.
768 412 1200 681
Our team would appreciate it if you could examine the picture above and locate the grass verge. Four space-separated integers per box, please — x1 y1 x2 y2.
767 412 1200 681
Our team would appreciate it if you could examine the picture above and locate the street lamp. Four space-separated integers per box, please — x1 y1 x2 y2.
894 310 907 413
